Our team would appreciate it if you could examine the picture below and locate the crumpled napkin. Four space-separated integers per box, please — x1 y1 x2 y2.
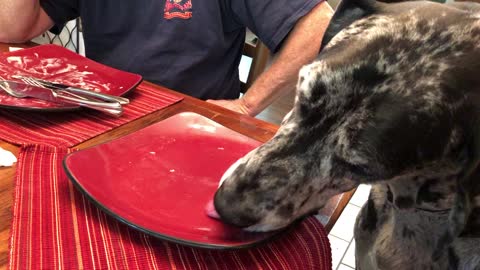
0 146 17 167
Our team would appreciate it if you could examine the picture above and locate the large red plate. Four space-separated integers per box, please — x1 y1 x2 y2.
0 44 142 110
63 112 281 249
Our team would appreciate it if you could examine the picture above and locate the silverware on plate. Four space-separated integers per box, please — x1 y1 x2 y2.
0 75 24 98
12 75 130 105
0 80 123 116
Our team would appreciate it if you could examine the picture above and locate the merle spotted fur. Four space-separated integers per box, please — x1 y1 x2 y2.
214 0 480 269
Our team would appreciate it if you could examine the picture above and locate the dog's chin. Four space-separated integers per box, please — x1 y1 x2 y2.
245 223 287 232
244 205 325 232
244 217 291 232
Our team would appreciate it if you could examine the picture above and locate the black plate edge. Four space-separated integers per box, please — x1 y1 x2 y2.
62 155 294 250
60 112 298 250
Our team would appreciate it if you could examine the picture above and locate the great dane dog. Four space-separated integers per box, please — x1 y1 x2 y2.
212 0 480 269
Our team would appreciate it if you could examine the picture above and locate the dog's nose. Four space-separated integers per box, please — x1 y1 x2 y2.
213 189 260 228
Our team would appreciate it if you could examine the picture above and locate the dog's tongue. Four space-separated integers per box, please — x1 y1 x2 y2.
205 199 220 219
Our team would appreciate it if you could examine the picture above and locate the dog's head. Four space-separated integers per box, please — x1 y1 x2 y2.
214 0 480 233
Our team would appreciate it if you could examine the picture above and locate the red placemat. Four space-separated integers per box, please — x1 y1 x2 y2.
0 83 182 147
1 81 332 269
9 145 332 270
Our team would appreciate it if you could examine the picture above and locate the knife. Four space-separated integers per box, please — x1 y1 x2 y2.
11 75 130 105
0 80 123 116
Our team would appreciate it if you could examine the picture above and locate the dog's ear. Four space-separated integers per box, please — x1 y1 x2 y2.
355 93 454 179
320 0 379 50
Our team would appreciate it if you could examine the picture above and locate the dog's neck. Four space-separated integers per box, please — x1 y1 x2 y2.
385 172 459 212
377 161 480 237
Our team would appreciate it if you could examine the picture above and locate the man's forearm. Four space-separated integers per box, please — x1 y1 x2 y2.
0 1 50 43
241 1 333 116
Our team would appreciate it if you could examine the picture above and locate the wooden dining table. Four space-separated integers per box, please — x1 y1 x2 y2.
0 42 354 270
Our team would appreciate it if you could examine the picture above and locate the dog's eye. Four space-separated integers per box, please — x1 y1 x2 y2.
332 155 371 180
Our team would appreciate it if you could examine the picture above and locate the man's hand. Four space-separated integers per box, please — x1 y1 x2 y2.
206 98 252 115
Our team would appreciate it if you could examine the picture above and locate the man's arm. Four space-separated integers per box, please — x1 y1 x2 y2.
208 1 333 116
0 1 54 43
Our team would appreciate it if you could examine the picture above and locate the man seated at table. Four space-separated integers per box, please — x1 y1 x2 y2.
0 0 332 116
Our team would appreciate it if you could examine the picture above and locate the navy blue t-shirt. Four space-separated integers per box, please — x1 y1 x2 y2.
40 0 321 99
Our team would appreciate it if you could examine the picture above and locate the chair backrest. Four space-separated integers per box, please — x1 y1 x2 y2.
32 18 81 54
241 39 270 93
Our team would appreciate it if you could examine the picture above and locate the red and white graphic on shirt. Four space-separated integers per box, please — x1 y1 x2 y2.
164 0 192 19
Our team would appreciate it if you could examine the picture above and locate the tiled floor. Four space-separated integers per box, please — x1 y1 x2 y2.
327 184 371 270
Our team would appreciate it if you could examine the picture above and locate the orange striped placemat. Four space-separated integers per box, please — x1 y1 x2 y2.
0 83 182 147
1 83 332 269
9 145 331 270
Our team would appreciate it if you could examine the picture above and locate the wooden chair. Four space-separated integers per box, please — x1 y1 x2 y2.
241 37 270 93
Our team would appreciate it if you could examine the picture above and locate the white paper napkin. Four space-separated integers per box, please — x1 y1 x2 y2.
0 146 17 167
8 47 24 52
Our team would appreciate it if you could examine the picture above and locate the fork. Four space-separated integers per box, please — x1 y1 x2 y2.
13 75 130 105
13 76 129 109
4 75 95 103
17 76 90 101
0 77 124 116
